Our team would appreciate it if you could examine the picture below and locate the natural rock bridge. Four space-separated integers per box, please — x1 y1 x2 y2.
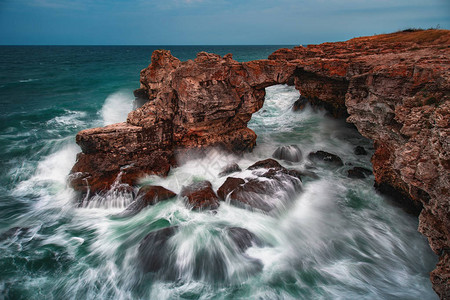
69 30 449 297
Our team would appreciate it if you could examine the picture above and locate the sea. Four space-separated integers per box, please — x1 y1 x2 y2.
0 46 438 299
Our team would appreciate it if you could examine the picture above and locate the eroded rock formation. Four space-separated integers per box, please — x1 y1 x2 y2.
70 29 449 297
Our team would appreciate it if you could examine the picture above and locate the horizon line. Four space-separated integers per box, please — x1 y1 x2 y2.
0 44 300 47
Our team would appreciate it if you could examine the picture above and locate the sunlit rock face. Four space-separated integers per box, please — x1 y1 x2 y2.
70 30 449 297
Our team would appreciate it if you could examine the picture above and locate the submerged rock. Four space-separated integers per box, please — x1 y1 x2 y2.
218 159 302 213
138 226 177 273
138 226 263 281
227 227 262 252
354 146 368 156
117 185 176 217
0 227 31 241
272 145 303 162
308 150 344 166
181 181 219 211
347 167 372 179
218 163 242 177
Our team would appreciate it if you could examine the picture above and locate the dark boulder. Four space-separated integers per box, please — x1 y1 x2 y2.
289 169 319 180
247 158 283 170
138 226 177 273
308 150 344 166
138 185 176 204
217 177 245 200
0 227 31 241
181 181 219 210
218 163 242 177
272 145 303 162
227 227 262 252
354 146 368 155
347 167 372 179
220 161 302 213
116 185 176 217
227 178 297 212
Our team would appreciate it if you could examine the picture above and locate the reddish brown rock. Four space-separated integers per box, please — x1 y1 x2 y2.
180 181 219 211
218 163 242 177
217 177 245 200
247 158 283 170
117 185 176 217
137 185 177 203
70 29 450 296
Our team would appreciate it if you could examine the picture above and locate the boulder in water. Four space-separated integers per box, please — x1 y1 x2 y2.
308 150 344 166
272 145 303 162
0 227 31 241
138 226 177 273
347 167 372 179
218 163 242 177
116 185 176 217
247 158 284 170
217 177 245 200
218 159 302 213
181 181 220 211
354 146 368 155
227 227 262 252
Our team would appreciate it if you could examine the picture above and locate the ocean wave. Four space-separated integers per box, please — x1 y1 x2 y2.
46 110 87 128
19 79 38 83
101 91 134 125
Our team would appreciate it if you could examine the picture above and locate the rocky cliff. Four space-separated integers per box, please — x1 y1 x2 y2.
70 29 449 297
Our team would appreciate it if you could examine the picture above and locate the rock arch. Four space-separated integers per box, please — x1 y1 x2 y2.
70 30 450 297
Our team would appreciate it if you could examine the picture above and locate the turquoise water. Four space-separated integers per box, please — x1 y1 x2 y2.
0 46 438 299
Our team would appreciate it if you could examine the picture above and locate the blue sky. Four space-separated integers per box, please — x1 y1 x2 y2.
0 0 449 45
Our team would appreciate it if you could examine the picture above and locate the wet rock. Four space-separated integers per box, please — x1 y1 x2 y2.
217 177 245 200
272 145 303 162
222 161 302 213
247 158 283 171
138 226 177 273
0 227 31 241
138 185 177 204
117 186 176 217
354 146 367 155
290 169 319 180
181 181 220 211
216 159 304 213
430 251 450 300
292 95 309 111
218 163 242 177
227 227 262 252
308 150 344 166
347 167 372 179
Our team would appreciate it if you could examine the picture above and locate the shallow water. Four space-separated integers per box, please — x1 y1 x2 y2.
0 46 438 299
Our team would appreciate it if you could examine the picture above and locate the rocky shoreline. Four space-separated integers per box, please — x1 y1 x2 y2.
69 29 449 297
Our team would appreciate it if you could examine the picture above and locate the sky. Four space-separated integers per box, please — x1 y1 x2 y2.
0 0 449 45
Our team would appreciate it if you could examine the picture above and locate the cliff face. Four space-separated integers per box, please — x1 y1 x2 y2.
70 30 450 297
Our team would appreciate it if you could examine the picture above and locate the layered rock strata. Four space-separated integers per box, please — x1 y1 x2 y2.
70 29 449 297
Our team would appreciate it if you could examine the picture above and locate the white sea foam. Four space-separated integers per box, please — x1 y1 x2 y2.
47 110 87 128
101 91 134 125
